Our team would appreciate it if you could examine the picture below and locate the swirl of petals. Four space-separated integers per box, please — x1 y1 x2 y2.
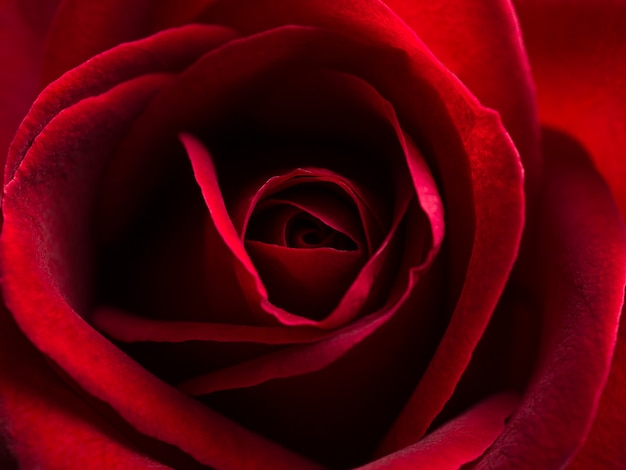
237 168 385 255
94 67 439 349
0 31 322 470
1 8 524 468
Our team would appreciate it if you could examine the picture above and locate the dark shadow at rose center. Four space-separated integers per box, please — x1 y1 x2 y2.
90 65 443 468
284 213 358 251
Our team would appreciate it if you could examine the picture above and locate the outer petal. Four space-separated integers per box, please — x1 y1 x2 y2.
513 3 626 466
382 0 541 197
43 0 541 195
570 323 626 468
99 20 524 436
476 129 626 468
1 75 319 469
359 394 518 470
0 308 197 469
377 110 524 454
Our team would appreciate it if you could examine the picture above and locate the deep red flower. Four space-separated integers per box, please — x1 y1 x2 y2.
0 1 624 468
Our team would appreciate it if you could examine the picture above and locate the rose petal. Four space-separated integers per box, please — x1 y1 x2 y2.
241 168 381 254
378 111 524 453
180 131 276 312
383 0 541 197
98 22 518 418
175 11 525 438
0 308 202 469
358 394 519 469
476 129 626 467
1 74 319 469
95 194 431 393
187 5 526 371
92 307 332 344
180 132 416 328
6 10 526 466
570 319 626 468
196 256 443 467
4 73 171 309
6 23 237 186
247 199 362 250
246 242 365 319
177 191 436 396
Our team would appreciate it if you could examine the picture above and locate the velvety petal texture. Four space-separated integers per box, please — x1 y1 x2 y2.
474 129 626 468
514 2 626 467
383 0 541 199
0 0 624 469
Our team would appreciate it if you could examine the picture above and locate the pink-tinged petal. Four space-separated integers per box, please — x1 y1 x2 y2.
179 132 264 287
0 0 59 172
246 242 365 320
569 313 626 469
514 0 626 221
181 132 414 328
198 261 444 468
1 77 319 470
358 394 519 470
4 72 171 309
178 209 436 396
100 20 520 426
180 133 300 323
95 192 428 390
177 311 397 396
92 307 332 344
378 110 524 454
123 27 445 328
476 129 626 468
240 168 382 254
381 0 541 196
0 308 201 469
184 6 525 431
247 198 364 251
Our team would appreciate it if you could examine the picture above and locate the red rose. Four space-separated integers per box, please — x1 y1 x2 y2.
1 0 625 468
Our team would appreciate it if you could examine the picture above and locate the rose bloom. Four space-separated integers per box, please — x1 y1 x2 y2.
0 0 625 469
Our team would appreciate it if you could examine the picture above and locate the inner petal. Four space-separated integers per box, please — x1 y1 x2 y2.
246 183 365 252
285 212 356 250
243 172 370 319
245 241 364 320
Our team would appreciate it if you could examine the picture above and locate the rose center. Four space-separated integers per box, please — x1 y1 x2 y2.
240 170 379 320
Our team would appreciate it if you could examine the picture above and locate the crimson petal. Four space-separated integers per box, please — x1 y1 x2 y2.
359 394 519 469
476 129 626 468
1 76 319 470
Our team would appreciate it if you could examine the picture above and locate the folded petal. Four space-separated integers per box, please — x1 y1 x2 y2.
382 0 541 198
1 74 319 469
359 394 518 469
0 308 197 469
476 129 626 468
